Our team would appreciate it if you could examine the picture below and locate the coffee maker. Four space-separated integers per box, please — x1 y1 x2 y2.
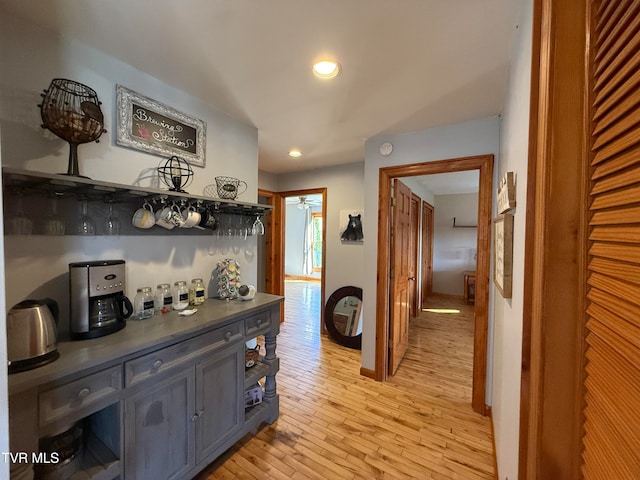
69 260 132 340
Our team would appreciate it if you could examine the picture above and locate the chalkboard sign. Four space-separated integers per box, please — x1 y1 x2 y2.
116 85 206 167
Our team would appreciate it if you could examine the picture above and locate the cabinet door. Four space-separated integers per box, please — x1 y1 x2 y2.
124 370 195 480
195 344 243 463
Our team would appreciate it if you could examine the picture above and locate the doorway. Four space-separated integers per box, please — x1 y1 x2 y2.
262 188 327 333
375 154 493 415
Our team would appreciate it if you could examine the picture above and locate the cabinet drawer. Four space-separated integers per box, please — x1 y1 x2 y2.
125 322 242 387
39 366 122 427
245 310 271 336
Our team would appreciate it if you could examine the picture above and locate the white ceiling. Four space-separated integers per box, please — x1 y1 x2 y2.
1 0 523 174
417 170 480 195
285 194 323 206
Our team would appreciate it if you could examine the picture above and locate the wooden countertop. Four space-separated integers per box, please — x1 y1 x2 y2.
8 293 283 395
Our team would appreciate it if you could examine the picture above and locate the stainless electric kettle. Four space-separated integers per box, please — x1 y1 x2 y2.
7 298 60 374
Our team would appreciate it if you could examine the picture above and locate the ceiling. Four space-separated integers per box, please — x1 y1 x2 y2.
418 170 480 195
285 194 323 207
1 0 523 174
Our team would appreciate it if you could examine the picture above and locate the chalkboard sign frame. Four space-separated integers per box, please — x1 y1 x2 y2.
115 85 206 167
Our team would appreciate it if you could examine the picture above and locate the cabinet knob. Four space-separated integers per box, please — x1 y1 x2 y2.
191 413 199 422
225 331 232 340
256 318 263 325
78 388 91 400
152 359 163 370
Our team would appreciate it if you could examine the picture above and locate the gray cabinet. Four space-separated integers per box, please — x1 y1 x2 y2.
8 297 281 480
124 343 244 479
195 345 243 463
124 370 195 480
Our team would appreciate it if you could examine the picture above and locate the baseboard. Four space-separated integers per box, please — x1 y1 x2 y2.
487 405 499 479
360 367 376 379
285 274 321 282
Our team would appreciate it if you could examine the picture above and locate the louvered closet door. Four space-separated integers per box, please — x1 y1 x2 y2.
583 1 640 478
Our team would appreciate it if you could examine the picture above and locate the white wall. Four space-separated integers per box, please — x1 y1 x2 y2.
258 170 279 192
362 117 500 375
0 9 260 455
266 162 365 301
491 2 532 479
432 193 479 295
0 13 260 324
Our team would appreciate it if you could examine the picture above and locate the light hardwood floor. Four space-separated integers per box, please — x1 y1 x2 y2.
197 283 496 479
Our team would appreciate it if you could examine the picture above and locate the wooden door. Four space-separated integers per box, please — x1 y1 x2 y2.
582 1 640 477
409 193 420 317
521 0 640 476
389 179 412 375
258 189 285 323
421 201 434 305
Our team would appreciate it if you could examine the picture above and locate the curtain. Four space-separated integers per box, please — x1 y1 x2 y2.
302 208 313 275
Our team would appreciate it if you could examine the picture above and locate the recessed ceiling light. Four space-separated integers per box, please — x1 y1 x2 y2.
312 60 340 79
288 150 302 158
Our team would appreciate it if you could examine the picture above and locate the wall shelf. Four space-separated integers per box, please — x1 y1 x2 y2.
452 217 477 228
2 167 270 236
2 167 272 215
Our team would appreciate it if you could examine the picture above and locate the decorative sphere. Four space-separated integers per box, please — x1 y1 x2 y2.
157 156 193 193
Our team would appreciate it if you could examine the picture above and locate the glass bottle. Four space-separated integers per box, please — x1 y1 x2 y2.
134 287 154 320
155 283 173 312
189 278 206 306
173 281 189 310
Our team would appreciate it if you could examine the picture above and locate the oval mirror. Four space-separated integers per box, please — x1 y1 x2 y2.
324 286 362 349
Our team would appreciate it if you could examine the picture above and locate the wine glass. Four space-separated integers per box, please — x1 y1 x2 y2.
8 194 33 235
75 198 95 235
45 195 65 235
245 216 254 237
104 203 121 236
236 216 247 239
252 214 265 236
225 215 234 238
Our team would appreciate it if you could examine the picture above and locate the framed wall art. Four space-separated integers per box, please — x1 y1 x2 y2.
116 85 206 167
497 171 516 214
493 213 514 298
339 210 364 243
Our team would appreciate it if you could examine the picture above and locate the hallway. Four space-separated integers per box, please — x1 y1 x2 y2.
198 291 494 479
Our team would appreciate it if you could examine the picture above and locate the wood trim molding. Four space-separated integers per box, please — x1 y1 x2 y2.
375 172 392 381
375 154 493 414
421 201 434 303
359 367 376 380
285 274 321 282
410 192 421 315
519 0 588 477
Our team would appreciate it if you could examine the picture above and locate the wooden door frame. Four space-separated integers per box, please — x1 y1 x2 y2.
519 0 588 477
408 192 421 317
421 201 434 303
258 189 285 322
375 154 493 415
274 188 327 332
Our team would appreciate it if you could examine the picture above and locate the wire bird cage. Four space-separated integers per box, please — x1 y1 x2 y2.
157 156 194 193
38 78 107 178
